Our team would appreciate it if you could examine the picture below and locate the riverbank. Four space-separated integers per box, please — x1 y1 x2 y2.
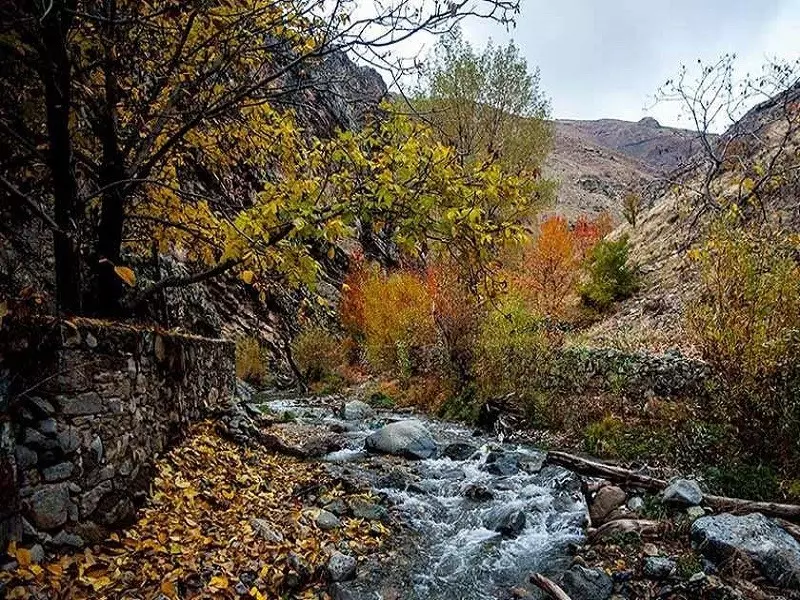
3 388 799 599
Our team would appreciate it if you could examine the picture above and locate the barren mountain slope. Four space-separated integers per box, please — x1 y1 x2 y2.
577 90 800 354
557 117 711 173
545 117 705 220
544 122 657 220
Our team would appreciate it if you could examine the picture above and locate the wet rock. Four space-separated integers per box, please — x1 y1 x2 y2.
250 518 284 543
377 469 423 493
483 506 526 537
340 400 374 421
643 556 676 579
589 486 627 524
442 443 477 461
518 454 546 474
463 484 494 502
364 420 437 460
483 451 519 476
691 512 800 589
315 509 342 530
557 565 613 600
662 479 703 507
349 499 389 522
327 551 357 582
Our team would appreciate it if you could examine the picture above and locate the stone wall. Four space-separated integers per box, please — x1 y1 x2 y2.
0 318 235 550
548 346 711 399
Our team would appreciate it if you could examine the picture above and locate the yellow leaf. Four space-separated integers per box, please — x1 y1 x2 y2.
114 266 137 287
241 270 255 284
161 579 178 597
16 548 31 568
209 575 229 589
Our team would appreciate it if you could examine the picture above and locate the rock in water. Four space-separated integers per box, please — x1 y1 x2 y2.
364 420 437 459
483 506 527 537
661 479 703 506
691 513 800 589
482 451 519 476
442 442 478 461
558 565 613 600
340 400 374 421
327 551 357 582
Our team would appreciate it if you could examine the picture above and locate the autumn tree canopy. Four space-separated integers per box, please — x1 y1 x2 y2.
0 0 526 316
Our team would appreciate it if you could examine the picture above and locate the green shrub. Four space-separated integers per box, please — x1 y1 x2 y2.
235 336 267 384
580 235 638 310
687 210 800 462
291 326 347 385
703 461 781 502
473 293 562 427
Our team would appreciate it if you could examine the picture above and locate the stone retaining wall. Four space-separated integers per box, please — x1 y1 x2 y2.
548 346 711 399
0 319 235 550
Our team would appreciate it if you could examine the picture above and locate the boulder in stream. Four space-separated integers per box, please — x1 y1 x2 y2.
442 443 478 461
364 420 437 459
340 400 374 421
691 512 800 589
483 451 519 476
483 505 527 537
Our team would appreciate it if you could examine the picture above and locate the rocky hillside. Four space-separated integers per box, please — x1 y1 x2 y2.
557 117 710 173
579 86 800 353
544 117 704 220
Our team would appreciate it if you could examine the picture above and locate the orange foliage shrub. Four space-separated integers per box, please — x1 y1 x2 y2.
514 212 612 318
341 266 436 376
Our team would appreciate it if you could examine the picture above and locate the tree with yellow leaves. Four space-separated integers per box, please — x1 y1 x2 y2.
1 0 525 316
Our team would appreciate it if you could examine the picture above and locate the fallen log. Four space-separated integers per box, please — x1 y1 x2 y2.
546 451 666 490
530 573 573 600
702 495 800 522
546 450 800 523
588 518 663 543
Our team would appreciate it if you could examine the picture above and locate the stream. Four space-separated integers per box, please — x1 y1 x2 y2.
266 394 588 600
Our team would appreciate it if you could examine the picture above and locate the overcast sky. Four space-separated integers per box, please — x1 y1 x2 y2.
401 0 800 128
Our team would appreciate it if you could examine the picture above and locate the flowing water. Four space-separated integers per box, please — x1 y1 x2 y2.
266 396 587 600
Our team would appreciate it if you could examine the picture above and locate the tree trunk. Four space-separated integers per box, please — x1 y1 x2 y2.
41 3 81 315
94 0 126 316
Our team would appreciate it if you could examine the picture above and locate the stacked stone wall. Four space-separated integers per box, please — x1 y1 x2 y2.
0 319 235 550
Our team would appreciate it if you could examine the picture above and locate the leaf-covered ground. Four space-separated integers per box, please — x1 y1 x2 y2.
1 422 388 599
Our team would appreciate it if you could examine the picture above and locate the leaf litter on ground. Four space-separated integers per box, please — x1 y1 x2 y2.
1 422 388 599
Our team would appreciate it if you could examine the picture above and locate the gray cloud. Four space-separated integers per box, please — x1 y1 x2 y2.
455 0 800 127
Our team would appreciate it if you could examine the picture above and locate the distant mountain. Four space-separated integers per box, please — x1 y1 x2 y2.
544 117 706 220
556 117 710 174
